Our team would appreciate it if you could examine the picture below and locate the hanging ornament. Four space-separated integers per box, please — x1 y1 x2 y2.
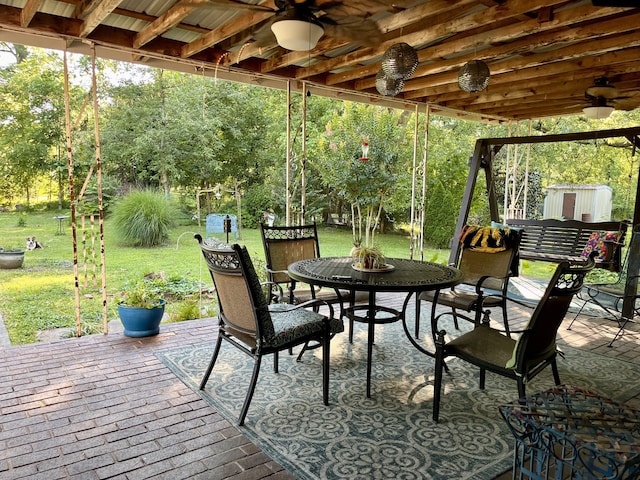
381 43 419 80
375 70 404 97
458 60 490 93
360 142 369 161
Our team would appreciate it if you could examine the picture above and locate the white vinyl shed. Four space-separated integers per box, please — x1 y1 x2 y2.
543 184 612 221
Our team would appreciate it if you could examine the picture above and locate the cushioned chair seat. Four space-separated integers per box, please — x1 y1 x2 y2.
289 287 366 307
268 304 344 348
421 289 505 311
446 325 516 367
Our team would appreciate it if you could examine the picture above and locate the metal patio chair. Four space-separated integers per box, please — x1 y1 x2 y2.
431 254 596 422
568 224 640 347
195 235 343 426
260 222 366 339
417 225 521 339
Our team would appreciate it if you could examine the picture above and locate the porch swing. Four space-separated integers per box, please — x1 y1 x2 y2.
452 126 640 346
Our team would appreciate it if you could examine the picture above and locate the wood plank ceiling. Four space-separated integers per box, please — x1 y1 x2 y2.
0 0 639 123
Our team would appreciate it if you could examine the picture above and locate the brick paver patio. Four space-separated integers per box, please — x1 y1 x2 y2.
1 292 638 479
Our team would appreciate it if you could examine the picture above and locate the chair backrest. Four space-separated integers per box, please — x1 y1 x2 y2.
259 222 320 285
458 225 522 291
511 254 596 371
195 234 274 344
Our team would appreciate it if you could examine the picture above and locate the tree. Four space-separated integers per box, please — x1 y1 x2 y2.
316 103 411 247
0 48 78 205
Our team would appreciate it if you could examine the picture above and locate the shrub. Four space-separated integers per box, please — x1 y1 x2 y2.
112 190 177 247
242 184 276 228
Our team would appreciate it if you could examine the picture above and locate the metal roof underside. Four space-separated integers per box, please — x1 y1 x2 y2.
1 0 640 123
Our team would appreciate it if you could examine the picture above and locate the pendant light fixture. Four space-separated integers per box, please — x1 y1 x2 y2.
381 42 419 80
458 60 490 93
375 70 404 97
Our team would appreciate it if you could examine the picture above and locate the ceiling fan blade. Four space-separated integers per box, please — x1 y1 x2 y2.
586 85 620 99
612 95 640 111
321 16 382 46
180 0 276 12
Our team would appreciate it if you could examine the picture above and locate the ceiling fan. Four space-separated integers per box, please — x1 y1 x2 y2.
583 77 640 119
183 0 383 51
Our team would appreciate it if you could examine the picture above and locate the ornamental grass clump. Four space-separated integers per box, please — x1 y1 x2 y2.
112 190 177 247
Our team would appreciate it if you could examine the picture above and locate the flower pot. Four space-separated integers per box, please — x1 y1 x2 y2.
117 300 165 337
0 250 25 269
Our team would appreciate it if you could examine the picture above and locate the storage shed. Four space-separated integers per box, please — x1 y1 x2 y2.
543 184 612 221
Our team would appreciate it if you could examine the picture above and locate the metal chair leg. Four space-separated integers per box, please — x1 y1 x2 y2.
433 331 446 422
322 333 330 406
199 335 223 390
239 355 262 426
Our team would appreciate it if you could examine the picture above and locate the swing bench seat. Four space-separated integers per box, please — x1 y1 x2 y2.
504 219 628 272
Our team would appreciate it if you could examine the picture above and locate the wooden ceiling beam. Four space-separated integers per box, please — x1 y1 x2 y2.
404 44 640 103
357 4 634 94
181 6 274 58
392 11 640 94
77 0 122 38
295 0 568 80
133 1 200 49
20 0 41 28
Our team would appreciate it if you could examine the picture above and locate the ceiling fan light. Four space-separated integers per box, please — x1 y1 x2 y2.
271 19 324 51
458 60 490 93
381 43 419 80
583 105 614 119
375 70 404 96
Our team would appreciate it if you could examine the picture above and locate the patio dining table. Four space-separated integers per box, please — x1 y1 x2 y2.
288 256 463 397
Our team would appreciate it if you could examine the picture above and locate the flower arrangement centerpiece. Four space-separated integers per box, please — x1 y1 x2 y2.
350 242 386 270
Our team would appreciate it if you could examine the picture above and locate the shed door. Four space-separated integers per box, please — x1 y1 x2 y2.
562 193 576 219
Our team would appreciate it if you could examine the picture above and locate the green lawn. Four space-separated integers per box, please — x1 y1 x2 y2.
1 210 576 345
0 211 450 345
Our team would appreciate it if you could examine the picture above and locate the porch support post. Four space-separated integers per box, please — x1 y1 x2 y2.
90 45 108 334
285 81 292 226
63 49 82 337
301 81 307 224
409 104 418 260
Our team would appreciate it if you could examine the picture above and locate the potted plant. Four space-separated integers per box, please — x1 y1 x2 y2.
350 242 386 270
0 247 25 269
117 281 166 337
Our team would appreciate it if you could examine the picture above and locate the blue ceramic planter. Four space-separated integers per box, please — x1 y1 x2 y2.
117 300 165 337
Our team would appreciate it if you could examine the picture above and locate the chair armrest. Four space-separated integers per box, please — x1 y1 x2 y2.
474 274 509 295
260 281 284 304
265 267 290 276
266 298 335 319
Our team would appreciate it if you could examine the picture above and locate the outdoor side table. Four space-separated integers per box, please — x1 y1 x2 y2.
499 385 640 480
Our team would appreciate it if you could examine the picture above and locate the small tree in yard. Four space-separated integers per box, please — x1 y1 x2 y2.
316 103 410 248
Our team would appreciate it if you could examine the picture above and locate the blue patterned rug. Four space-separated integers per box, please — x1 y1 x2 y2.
157 315 640 480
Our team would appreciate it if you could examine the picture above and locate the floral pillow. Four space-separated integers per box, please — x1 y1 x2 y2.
581 231 621 261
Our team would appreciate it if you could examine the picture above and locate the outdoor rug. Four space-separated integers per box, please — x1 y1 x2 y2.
157 314 640 480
